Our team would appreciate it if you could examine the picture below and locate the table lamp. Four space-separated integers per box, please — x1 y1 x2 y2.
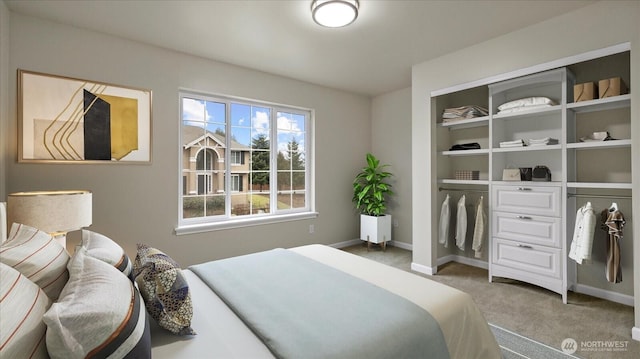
7 190 92 249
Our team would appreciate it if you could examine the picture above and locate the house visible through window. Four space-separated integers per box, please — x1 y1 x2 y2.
231 151 243 165
179 91 314 230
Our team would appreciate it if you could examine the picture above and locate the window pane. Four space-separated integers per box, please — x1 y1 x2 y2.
205 194 225 216
292 191 306 209
231 103 250 127
251 171 270 192
252 106 270 133
183 195 204 218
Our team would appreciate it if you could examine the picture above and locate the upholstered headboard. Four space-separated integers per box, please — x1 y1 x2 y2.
1 202 7 243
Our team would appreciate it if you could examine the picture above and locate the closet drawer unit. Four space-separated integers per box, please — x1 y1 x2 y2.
492 237 562 280
492 185 561 217
492 211 561 248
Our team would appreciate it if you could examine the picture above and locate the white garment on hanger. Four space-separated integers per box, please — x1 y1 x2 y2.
456 195 467 251
438 194 450 248
472 196 486 258
568 202 596 264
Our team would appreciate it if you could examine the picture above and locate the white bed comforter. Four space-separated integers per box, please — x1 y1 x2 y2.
151 244 501 359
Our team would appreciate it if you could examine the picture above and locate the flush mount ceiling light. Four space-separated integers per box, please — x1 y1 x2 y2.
311 0 359 28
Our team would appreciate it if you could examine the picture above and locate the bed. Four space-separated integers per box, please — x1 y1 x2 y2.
150 244 501 359
0 205 500 359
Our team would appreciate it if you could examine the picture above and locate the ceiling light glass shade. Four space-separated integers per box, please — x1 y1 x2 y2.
311 0 359 28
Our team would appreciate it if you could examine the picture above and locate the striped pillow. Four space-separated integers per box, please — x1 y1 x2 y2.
0 262 51 359
0 223 69 300
43 247 151 359
81 229 133 280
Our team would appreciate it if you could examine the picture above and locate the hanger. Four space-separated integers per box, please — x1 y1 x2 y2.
609 202 618 212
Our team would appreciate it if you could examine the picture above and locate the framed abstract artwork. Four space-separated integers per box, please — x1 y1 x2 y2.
18 70 152 163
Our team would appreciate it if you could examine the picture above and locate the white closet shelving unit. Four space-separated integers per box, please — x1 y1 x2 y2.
487 67 570 302
434 45 632 304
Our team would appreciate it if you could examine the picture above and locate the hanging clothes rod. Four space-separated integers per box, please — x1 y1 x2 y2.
438 187 487 193
567 193 632 199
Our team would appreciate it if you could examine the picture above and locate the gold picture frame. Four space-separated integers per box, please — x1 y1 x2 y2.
18 69 152 163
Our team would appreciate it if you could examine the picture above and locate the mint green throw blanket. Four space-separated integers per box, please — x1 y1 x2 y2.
190 248 449 359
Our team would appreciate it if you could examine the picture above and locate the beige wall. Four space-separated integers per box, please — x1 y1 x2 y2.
412 0 640 334
4 12 371 266
371 87 412 246
0 1 8 200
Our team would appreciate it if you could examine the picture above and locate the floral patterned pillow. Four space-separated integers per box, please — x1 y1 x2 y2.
133 243 195 335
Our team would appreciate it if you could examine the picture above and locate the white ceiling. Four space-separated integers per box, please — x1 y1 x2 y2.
6 0 595 97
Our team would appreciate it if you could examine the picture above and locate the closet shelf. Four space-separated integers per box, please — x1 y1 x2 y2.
567 94 630 113
491 105 562 121
492 144 562 153
438 179 489 185
441 149 489 156
566 139 631 150
491 181 562 187
567 182 632 190
440 116 489 130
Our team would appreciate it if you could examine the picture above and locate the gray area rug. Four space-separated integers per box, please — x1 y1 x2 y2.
490 323 582 359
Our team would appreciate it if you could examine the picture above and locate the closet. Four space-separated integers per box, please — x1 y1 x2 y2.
433 44 632 304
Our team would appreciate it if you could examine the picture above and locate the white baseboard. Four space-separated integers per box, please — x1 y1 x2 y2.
411 262 436 275
329 239 361 248
390 240 412 251
573 284 634 307
330 239 413 250
411 254 487 276
437 254 489 270
632 327 640 342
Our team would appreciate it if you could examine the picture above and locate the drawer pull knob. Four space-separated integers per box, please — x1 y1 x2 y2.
517 215 532 220
517 187 532 191
517 244 533 249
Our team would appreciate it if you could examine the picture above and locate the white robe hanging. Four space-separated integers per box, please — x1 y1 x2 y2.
472 196 486 258
568 202 596 264
438 194 450 248
456 195 467 251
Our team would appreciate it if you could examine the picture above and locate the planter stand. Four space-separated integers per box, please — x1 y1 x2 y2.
366 235 387 252
360 214 391 252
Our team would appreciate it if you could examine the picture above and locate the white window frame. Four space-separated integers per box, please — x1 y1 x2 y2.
177 91 317 234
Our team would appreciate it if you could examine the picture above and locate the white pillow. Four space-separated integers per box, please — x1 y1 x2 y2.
43 247 151 359
81 229 133 280
0 223 69 300
497 96 556 111
0 262 51 359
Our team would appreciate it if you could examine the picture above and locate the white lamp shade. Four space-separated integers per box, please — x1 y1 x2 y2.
7 190 92 234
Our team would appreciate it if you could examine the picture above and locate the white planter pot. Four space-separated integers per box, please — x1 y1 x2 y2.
360 214 392 244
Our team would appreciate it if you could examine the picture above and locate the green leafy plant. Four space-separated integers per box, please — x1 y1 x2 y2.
352 153 393 216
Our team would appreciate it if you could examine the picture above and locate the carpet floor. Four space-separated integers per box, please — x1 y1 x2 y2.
342 243 639 359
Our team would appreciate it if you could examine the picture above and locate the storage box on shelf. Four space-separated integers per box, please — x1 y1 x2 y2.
599 77 627 99
574 82 597 102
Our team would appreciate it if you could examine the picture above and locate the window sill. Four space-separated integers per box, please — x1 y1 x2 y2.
175 211 319 235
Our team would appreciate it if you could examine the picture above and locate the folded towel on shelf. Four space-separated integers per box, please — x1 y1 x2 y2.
528 137 559 146
579 131 613 142
442 105 488 123
449 142 481 151
499 139 526 148
497 97 557 112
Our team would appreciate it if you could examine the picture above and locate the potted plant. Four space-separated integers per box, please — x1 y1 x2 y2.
352 153 393 250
